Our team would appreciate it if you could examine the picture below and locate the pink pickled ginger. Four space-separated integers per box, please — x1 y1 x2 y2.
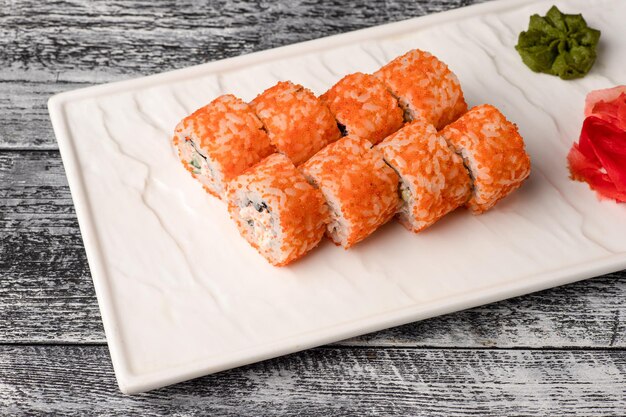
585 85 626 131
568 86 626 202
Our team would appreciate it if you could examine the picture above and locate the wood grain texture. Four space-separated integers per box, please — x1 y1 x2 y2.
1 345 625 416
0 81 89 149
0 0 481 149
1 0 477 76
2 150 625 347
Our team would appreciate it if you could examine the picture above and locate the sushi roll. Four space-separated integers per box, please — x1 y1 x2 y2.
440 104 531 214
300 136 401 248
376 120 471 233
320 72 404 144
227 153 328 266
173 94 274 198
251 81 342 165
374 49 468 129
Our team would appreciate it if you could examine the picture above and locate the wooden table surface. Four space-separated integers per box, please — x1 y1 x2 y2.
1 0 625 415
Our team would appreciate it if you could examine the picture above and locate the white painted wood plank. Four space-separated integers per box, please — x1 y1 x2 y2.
1 345 624 416
2 151 625 347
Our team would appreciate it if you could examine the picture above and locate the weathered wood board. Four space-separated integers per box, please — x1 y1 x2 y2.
1 346 626 416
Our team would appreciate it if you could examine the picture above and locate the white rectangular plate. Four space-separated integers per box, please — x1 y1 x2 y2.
48 0 626 394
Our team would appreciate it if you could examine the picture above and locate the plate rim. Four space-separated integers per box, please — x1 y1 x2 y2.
47 0 623 394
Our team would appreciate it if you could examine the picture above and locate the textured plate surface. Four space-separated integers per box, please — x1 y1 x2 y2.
48 0 626 394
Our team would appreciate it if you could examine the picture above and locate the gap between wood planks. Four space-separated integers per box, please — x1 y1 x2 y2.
0 147 59 151
0 341 623 352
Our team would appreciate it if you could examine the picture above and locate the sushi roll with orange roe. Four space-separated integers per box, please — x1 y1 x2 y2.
376 120 471 233
440 104 531 214
227 153 328 266
320 72 404 144
374 49 467 129
251 81 341 165
300 136 401 248
173 94 274 198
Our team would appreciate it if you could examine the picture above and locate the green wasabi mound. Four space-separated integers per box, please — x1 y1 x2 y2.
515 5 601 80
